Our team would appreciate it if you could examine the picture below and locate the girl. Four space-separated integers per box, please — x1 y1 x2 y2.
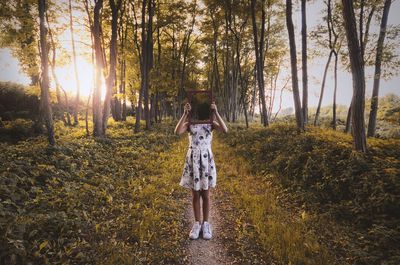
174 101 228 240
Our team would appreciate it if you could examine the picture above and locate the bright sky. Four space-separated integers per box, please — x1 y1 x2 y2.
288 0 400 111
0 0 399 113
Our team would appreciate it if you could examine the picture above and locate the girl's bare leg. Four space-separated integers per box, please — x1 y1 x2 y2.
191 189 201 222
200 189 210 222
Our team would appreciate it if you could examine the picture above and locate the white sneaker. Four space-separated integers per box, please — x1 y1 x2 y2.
189 221 201 239
202 221 212 240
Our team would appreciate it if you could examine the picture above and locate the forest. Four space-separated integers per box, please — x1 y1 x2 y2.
0 0 399 264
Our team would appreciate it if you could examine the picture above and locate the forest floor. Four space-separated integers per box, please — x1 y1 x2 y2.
1 119 398 264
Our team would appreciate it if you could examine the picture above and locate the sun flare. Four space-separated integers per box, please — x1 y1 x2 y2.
54 57 105 100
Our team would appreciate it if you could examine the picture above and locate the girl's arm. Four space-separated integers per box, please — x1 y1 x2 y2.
174 103 191 135
211 102 228 133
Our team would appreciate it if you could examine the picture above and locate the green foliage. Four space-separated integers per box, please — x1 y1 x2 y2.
0 119 39 143
0 119 188 264
0 0 39 84
369 94 400 138
0 82 39 121
219 123 400 264
213 138 333 264
306 94 400 138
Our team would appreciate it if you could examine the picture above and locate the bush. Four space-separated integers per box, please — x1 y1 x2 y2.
219 123 400 264
0 82 39 120
0 121 188 264
0 119 37 142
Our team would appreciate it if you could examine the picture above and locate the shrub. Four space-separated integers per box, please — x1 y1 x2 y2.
219 123 400 264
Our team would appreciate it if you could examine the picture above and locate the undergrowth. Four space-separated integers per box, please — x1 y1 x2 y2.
214 134 333 265
0 118 188 264
218 123 400 264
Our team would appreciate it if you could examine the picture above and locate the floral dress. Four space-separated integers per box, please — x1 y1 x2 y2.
179 123 217 191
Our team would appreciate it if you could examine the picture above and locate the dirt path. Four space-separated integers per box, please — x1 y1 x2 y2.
182 187 235 265
178 135 238 264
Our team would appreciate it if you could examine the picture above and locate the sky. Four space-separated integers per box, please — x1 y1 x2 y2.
0 0 399 113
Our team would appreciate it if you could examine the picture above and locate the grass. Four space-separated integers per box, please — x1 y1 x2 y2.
1 116 398 264
0 117 189 264
213 132 333 265
217 122 400 264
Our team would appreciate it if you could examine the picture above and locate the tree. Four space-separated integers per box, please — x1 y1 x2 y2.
367 0 392 137
46 10 72 126
286 0 304 131
301 0 308 125
114 0 128 121
313 0 340 127
250 0 268 126
341 0 367 152
102 0 122 134
92 0 104 137
38 0 55 145
134 0 154 132
69 0 81 125
314 50 333 126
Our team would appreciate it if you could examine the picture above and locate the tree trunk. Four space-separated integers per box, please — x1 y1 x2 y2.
286 0 304 131
332 51 338 130
46 12 70 126
367 0 391 137
314 50 333 126
92 0 104 136
69 0 80 125
301 0 308 125
341 0 367 152
250 0 268 126
121 58 127 121
135 0 147 132
38 0 55 145
143 0 153 130
102 0 120 134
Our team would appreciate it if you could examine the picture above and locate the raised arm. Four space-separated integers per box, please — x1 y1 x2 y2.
211 101 228 133
174 102 191 135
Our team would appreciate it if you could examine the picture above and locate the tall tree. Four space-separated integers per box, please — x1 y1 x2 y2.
69 0 81 125
144 0 154 130
329 0 340 130
286 0 304 131
179 2 197 118
367 0 392 137
92 0 104 136
341 0 367 152
250 0 268 126
114 0 128 121
38 0 55 145
344 0 376 133
314 50 333 126
135 0 154 132
102 0 122 134
46 11 72 126
313 0 339 127
301 0 308 124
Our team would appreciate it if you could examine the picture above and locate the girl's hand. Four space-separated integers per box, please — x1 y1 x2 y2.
211 101 218 113
183 102 191 115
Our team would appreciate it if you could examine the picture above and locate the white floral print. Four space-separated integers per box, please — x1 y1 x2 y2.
179 123 217 191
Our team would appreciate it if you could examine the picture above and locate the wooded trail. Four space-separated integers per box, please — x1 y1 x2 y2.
182 183 234 264
176 134 272 264
172 135 236 264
